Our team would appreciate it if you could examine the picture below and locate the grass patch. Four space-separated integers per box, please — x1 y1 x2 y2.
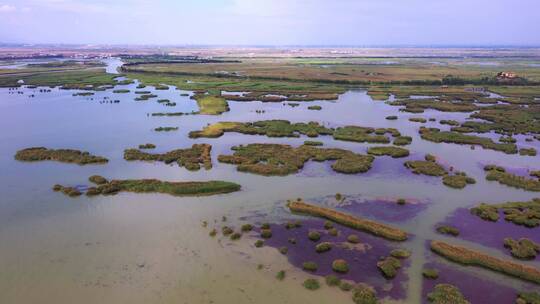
419 127 517 154
427 284 469 304
15 147 108 165
367 146 410 158
124 144 212 171
504 238 540 260
194 95 229 115
484 165 540 192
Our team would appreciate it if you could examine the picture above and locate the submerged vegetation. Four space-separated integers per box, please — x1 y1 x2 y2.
287 199 408 241
124 144 212 170
430 240 540 284
218 143 374 176
15 147 108 165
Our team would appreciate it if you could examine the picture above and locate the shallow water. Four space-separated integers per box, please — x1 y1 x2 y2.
0 60 539 303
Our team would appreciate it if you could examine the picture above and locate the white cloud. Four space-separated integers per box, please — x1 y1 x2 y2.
0 4 16 12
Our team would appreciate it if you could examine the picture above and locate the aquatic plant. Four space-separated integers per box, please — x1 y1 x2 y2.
154 127 178 132
352 284 378 304
230 232 242 240
138 143 156 149
113 89 130 93
124 144 212 171
367 146 410 158
308 231 321 241
324 221 334 229
397 198 406 205
303 261 318 272
222 226 233 236
15 147 108 165
442 174 476 189
471 198 540 228
503 238 540 260
430 240 540 284
276 270 286 281
304 140 323 146
427 284 470 304
241 224 253 232
254 240 264 247
308 105 322 110
328 228 338 236
484 166 540 192
194 95 229 115
53 185 82 197
409 117 427 123
288 200 408 241
303 278 320 290
325 275 341 286
347 234 360 243
419 127 517 154
422 268 439 279
209 229 217 237
333 126 399 144
332 259 349 273
386 115 398 120
218 144 374 176
339 281 353 291
520 148 537 156
404 159 447 176
390 249 411 259
279 246 288 254
436 225 460 236
315 242 332 253
88 175 108 185
377 256 401 278
516 291 540 304
260 229 273 239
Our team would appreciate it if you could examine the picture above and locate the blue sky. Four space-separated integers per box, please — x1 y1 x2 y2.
0 0 538 46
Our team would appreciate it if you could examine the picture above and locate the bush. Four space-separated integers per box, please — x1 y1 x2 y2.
254 240 264 247
325 275 341 286
230 232 242 240
241 224 253 232
303 278 320 290
276 270 286 281
423 268 439 279
339 281 353 291
260 229 272 239
315 242 332 253
308 231 321 241
303 261 318 272
332 259 349 273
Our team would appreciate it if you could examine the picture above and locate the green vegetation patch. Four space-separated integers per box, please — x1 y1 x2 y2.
367 146 410 158
154 127 178 132
288 200 408 241
352 284 378 304
124 144 212 170
194 95 229 115
430 240 540 284
471 197 540 227
333 126 400 144
504 238 540 260
15 147 108 165
138 143 156 149
427 284 470 304
218 143 374 176
419 127 517 154
484 165 540 192
303 278 320 290
436 225 460 236
377 256 401 278
423 268 439 279
517 292 540 304
442 173 476 189
308 105 322 110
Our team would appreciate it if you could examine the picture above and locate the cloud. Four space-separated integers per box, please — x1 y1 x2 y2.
0 4 16 12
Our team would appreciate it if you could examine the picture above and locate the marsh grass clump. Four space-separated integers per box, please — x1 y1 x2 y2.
484 166 540 192
279 246 288 254
154 127 178 132
436 225 460 236
218 143 374 176
440 120 460 126
520 148 537 156
288 200 408 241
303 278 320 290
332 259 349 273
367 146 410 158
503 238 540 260
303 261 318 272
254 240 264 247
427 284 470 304
328 228 339 236
88 175 108 185
315 242 332 253
241 223 253 232
339 281 353 291
124 144 212 171
82 178 241 197
288 237 297 244
430 240 540 284
471 198 540 227
397 198 406 205
209 229 217 237
15 147 108 165
260 229 272 239
393 136 412 146
304 140 323 146
422 268 439 279
308 231 321 241
386 115 398 120
230 232 242 240
53 185 82 197
325 275 341 286
276 270 286 281
113 89 130 93
377 256 401 278
138 143 156 149
352 284 378 304
324 220 334 229
333 126 400 144
390 249 411 259
442 173 476 189
194 95 229 115
135 94 158 101
347 234 360 244
222 226 233 236
516 292 540 304
308 105 322 110
261 223 271 229
404 157 447 176
419 127 517 154
409 117 427 123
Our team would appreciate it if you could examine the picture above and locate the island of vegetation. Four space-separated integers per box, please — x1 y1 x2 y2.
218 143 374 176
287 199 408 241
124 144 212 170
15 147 108 165
470 198 540 227
484 165 540 191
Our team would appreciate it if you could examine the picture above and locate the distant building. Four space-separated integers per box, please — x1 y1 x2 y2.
497 71 517 79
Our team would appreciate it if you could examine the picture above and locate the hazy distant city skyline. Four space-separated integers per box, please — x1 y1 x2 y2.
1 0 539 46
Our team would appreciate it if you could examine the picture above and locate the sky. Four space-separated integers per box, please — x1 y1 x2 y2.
0 0 539 46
